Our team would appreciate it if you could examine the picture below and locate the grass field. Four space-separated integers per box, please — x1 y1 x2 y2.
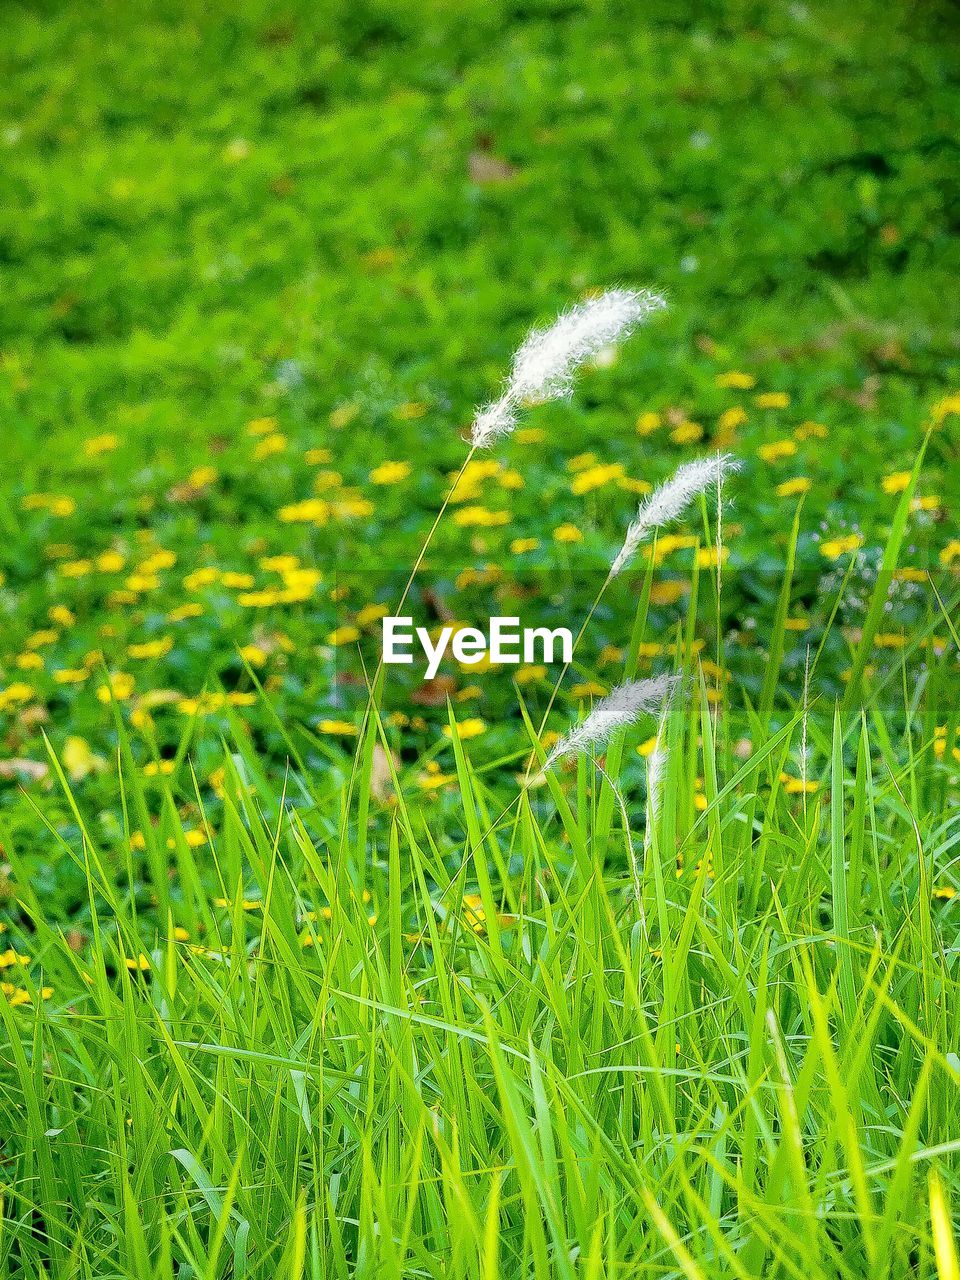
2 1 960 1276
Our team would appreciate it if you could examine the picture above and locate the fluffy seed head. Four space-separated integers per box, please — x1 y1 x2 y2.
509 288 666 404
609 453 738 579
544 674 678 770
471 287 667 449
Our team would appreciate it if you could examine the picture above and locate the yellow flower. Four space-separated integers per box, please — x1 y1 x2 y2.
820 534 863 560
452 506 509 528
716 371 755 390
261 554 300 573
188 465 217 488
0 682 35 710
313 469 342 492
355 602 389 627
717 406 748 432
571 463 625 494
617 477 652 495
0 948 29 969
784 617 810 631
636 411 662 436
911 494 940 513
510 537 539 554
939 540 960 566
568 452 597 473
758 439 797 463
934 885 957 901
637 736 659 757
84 432 119 457
499 468 524 490
882 471 911 495
553 523 583 544
571 681 606 698
754 391 789 409
221 571 255 589
127 636 173 660
97 672 135 703
930 392 960 426
515 665 546 685
696 546 729 568
138 549 176 574
329 403 359 430
327 626 359 646
27 629 58 649
247 415 278 437
649 580 687 605
61 559 93 577
183 567 219 590
279 499 329 524
239 644 267 667
370 460 411 485
319 719 359 736
143 760 175 778
670 420 704 445
417 762 456 791
169 603 203 621
305 447 332 465
16 653 44 671
443 718 486 741
514 427 545 444
775 477 812 497
332 495 373 519
124 954 151 972
253 433 287 460
48 605 75 627
238 590 281 608
794 420 828 440
54 668 88 684
780 772 819 795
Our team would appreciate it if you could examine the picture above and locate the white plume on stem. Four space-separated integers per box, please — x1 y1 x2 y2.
471 288 667 448
543 674 678 771
608 453 738 580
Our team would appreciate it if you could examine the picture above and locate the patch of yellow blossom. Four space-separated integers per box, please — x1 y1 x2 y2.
553 523 583 544
23 493 76 517
84 433 119 457
636 411 662 436
775 477 812 497
319 720 359 736
882 471 912 495
453 506 509 528
758 439 797 463
716 371 755 390
443 718 486 741
670 420 704 445
820 534 863 560
571 462 625 494
754 391 789 409
370 460 411 485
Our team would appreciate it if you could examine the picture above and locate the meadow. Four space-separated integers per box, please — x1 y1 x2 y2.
1 0 960 1276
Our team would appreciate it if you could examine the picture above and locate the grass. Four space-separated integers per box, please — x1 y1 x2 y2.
1 0 960 1275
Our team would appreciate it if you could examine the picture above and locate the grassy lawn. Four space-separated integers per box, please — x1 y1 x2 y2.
1 1 960 1275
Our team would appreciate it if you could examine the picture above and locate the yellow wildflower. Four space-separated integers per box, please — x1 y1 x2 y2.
776 477 812 497
758 439 797 463
370 460 411 485
716 371 755 390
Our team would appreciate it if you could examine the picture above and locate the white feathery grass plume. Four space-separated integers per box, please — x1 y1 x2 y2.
471 288 667 448
543 673 678 771
608 453 738 580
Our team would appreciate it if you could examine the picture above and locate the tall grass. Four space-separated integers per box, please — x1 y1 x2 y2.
1 515 959 1277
